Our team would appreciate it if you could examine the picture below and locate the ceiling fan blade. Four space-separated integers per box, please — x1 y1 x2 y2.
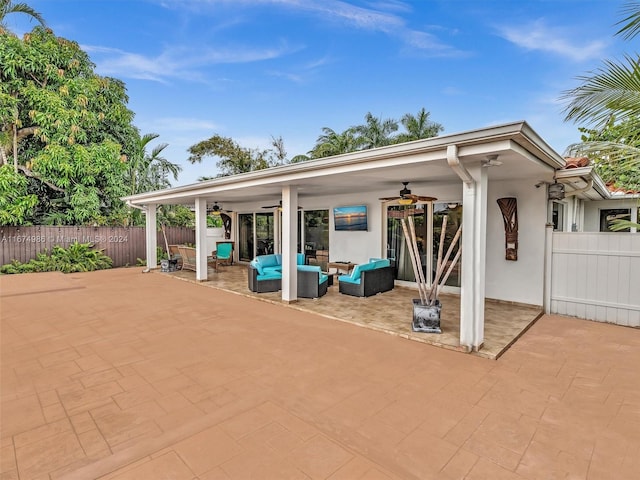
379 196 401 201
413 195 438 202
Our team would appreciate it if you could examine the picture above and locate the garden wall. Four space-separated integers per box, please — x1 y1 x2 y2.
0 226 195 268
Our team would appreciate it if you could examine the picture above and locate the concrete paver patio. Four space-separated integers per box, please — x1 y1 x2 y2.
1 267 639 479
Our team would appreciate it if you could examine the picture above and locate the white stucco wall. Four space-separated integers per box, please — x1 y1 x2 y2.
583 198 639 232
232 179 547 306
485 179 548 306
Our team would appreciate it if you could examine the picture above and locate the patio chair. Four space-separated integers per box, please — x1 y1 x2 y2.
177 246 197 272
215 242 233 266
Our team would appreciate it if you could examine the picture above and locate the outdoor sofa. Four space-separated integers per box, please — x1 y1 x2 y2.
338 258 394 297
249 253 329 297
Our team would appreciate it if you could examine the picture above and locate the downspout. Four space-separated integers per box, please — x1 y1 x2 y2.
446 144 473 185
446 144 477 350
564 178 592 232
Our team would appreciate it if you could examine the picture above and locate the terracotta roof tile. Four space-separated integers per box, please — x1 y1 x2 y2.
563 157 590 168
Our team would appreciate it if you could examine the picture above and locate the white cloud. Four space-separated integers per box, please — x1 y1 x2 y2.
159 0 466 57
496 19 608 62
84 42 301 83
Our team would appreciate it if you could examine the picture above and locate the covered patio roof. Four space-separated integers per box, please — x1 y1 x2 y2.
123 120 565 207
123 120 566 352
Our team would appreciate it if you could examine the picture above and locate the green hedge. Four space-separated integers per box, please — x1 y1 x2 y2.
0 242 113 274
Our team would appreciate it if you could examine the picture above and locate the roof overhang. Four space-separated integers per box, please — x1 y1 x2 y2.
124 121 565 207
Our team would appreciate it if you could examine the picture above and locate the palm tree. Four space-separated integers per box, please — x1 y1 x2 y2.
352 112 398 150
129 133 180 195
396 108 444 143
309 127 359 158
562 0 640 230
0 0 46 32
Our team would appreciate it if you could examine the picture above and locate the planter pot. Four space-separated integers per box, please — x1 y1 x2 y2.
412 299 442 333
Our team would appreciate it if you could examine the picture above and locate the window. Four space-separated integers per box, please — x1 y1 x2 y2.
552 202 565 231
599 208 631 232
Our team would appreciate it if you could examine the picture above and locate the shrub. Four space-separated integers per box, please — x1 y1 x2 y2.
0 242 113 274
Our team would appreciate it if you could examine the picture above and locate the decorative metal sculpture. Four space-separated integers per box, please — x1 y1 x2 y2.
497 197 518 261
221 213 232 239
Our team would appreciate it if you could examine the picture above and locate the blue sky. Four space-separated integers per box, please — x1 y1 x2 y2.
9 0 631 185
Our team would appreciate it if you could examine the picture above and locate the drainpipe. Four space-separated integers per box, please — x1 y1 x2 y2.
126 200 147 212
446 144 473 185
563 178 593 197
562 178 592 232
446 144 479 351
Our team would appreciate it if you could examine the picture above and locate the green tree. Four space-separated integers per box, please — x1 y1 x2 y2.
0 0 46 33
0 163 37 224
308 127 358 159
0 27 139 225
562 2 640 186
351 112 398 149
187 133 285 177
396 108 443 143
577 117 640 191
562 1 640 230
128 133 181 195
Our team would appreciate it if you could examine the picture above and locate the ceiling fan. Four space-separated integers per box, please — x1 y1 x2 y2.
261 200 303 210
209 202 232 216
379 182 437 205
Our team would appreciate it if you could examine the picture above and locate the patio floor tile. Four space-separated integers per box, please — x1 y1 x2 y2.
1 267 639 479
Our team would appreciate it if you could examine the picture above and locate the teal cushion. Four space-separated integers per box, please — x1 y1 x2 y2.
250 259 264 275
339 274 360 285
319 273 328 284
216 243 232 259
351 262 375 281
297 264 321 273
263 266 282 275
373 259 390 269
257 272 282 281
297 253 305 265
275 254 282 265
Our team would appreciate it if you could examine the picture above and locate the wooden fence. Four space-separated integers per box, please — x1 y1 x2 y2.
550 232 640 327
0 226 195 268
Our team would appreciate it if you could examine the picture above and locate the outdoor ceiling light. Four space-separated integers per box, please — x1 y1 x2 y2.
398 197 415 205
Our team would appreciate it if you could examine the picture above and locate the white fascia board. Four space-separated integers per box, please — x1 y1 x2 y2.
123 120 562 205
555 166 610 200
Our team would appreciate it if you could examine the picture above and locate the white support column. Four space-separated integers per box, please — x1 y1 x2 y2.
543 223 554 314
459 164 488 351
274 209 281 254
195 197 208 281
281 186 298 303
145 203 157 269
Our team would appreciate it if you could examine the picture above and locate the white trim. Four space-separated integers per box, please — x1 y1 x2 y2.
553 296 640 311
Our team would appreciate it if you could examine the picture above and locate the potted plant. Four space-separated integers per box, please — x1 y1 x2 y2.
402 215 461 333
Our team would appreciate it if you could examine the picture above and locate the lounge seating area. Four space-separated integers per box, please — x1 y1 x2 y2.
248 253 307 294
247 254 392 299
338 258 394 297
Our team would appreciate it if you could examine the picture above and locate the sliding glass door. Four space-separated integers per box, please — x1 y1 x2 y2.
386 204 428 282
238 213 254 262
385 202 462 288
303 210 329 270
432 203 462 287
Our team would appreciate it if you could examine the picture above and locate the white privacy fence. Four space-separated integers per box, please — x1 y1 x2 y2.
550 232 640 327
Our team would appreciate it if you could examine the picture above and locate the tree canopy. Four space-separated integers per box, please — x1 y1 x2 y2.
187 134 287 177
0 26 167 225
562 1 640 194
